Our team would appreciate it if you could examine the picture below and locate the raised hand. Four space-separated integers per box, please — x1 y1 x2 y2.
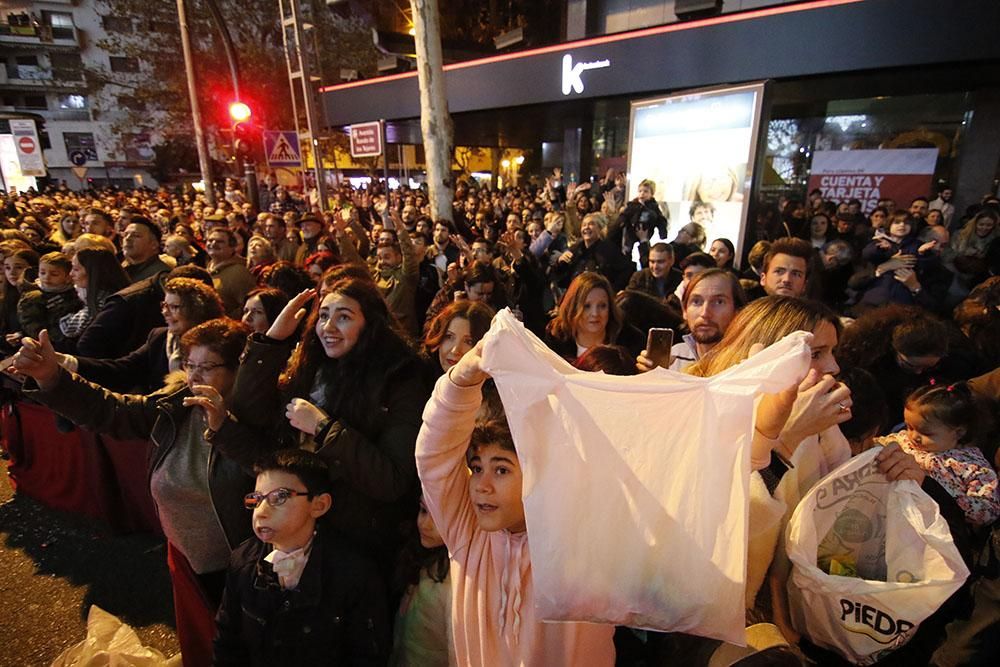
285 397 329 436
450 340 488 387
182 384 228 432
266 289 315 341
13 329 60 390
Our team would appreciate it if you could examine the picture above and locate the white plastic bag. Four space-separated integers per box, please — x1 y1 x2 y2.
51 605 181 667
786 448 969 665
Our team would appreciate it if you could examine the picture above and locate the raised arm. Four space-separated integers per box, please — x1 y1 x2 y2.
415 342 486 552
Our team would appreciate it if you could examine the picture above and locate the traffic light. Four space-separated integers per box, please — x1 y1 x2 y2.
229 101 251 124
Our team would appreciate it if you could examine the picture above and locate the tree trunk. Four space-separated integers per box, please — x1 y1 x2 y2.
411 0 454 222
175 0 215 207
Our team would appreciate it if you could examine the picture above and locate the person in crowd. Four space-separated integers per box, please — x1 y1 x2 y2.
492 227 546 335
422 300 495 377
808 213 832 250
555 213 632 291
945 208 999 293
672 251 716 303
164 234 199 267
19 216 60 254
544 271 641 361
428 220 460 283
929 185 955 229
245 234 275 282
369 219 419 337
240 287 290 336
82 208 117 243
708 237 736 270
746 236 812 300
818 239 855 309
390 493 455 666
49 213 81 247
16 251 82 351
425 261 507 328
1 246 39 351
213 449 389 665
415 344 617 665
261 261 314 299
953 276 1000 371
837 367 889 456
909 196 930 221
122 217 172 283
575 344 638 376
259 213 299 264
55 277 224 394
293 215 330 267
205 279 430 580
857 211 942 309
670 221 707 262
304 250 338 285
205 227 256 318
58 248 129 347
627 242 682 300
14 318 254 666
837 304 981 423
876 382 999 526
637 268 747 372
609 179 669 260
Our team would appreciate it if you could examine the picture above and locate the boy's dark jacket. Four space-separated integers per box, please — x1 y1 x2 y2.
213 525 388 666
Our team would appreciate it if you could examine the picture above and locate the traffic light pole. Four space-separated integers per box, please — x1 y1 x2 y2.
176 0 216 207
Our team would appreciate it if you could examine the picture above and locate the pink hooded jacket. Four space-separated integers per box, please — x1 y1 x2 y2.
415 372 615 666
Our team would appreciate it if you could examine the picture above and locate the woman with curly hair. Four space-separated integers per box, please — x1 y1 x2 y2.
422 299 495 375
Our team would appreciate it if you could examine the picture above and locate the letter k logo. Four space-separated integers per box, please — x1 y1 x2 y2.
561 54 611 96
563 54 585 95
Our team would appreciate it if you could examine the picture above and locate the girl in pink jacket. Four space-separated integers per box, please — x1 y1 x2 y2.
415 342 615 666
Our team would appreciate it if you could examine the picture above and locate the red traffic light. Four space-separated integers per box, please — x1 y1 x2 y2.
229 101 252 123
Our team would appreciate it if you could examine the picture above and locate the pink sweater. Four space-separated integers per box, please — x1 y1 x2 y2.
416 373 616 666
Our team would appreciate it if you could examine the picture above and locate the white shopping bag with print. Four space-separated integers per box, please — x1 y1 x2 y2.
786 448 969 665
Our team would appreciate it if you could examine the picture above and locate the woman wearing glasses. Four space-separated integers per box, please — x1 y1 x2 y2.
13 317 252 667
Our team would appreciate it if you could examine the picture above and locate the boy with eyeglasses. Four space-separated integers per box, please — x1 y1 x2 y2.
213 449 388 665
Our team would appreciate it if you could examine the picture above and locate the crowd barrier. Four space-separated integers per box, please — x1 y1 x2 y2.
1 400 161 535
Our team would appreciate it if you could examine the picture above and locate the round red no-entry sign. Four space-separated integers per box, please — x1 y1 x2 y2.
18 137 36 154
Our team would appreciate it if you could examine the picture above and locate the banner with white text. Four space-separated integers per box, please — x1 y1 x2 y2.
807 149 938 214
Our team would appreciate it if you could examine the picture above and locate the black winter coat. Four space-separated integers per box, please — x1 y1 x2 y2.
210 334 430 566
213 526 388 666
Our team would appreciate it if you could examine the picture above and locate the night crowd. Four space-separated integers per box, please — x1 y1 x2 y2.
0 170 998 666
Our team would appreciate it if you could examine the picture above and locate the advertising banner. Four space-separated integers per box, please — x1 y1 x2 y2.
9 119 46 177
627 83 766 265
807 149 938 214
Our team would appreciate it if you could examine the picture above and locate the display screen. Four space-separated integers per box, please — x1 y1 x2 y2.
626 83 766 266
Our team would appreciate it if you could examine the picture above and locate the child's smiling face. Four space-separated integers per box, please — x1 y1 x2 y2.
468 443 525 533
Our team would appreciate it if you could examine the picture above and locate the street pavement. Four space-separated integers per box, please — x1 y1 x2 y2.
0 463 178 666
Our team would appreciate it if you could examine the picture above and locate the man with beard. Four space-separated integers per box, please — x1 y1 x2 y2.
669 268 746 371
293 214 327 266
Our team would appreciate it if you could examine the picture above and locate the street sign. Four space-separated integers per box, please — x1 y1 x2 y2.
263 130 301 167
350 121 383 158
9 119 45 176
71 166 88 179
69 150 87 166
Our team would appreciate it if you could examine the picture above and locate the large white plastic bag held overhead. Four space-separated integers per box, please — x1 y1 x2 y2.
786 447 970 665
480 309 812 644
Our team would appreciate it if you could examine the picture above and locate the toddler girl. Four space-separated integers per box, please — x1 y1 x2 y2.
877 382 1000 526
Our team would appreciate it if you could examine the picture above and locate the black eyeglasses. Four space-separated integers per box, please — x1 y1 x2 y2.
244 487 312 510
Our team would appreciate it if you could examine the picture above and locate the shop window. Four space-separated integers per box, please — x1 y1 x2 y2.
109 56 139 73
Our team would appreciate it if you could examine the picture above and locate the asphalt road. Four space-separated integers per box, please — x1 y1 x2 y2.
0 462 179 667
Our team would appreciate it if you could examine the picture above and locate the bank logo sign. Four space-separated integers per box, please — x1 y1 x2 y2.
561 54 611 96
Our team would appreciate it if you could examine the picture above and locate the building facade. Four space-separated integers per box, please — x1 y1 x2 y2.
1 0 157 189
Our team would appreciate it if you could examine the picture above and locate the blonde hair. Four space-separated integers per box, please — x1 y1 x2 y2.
687 296 841 377
72 233 116 254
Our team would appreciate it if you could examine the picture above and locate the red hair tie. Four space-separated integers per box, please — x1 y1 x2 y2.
947 384 956 392
929 378 937 386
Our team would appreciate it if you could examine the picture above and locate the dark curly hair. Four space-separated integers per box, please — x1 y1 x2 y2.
179 317 250 367
837 304 948 370
164 277 225 326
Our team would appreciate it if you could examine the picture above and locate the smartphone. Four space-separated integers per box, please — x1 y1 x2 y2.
646 328 674 369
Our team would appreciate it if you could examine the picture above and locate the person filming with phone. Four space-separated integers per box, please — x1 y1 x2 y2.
636 268 746 372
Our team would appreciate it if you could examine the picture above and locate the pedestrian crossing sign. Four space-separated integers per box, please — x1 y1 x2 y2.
263 131 301 167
